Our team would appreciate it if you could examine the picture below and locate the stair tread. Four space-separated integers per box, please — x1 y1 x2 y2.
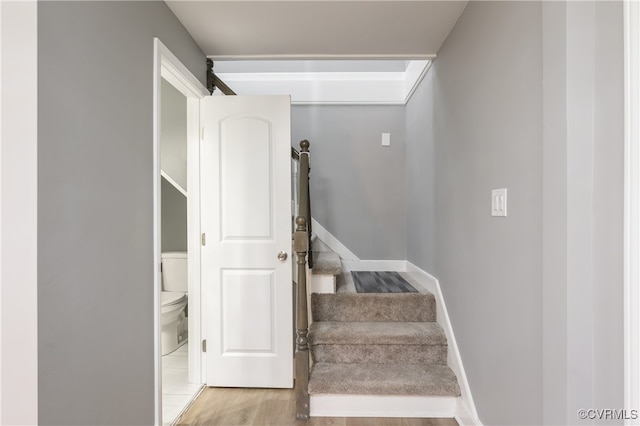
312 251 342 276
309 363 461 397
311 342 447 365
312 292 436 322
309 321 447 346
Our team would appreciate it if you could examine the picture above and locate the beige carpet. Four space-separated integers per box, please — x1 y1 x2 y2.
308 290 460 397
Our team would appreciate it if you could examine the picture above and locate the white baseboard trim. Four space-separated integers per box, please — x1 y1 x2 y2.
405 262 481 425
455 397 483 426
311 219 359 261
342 259 408 272
310 395 456 418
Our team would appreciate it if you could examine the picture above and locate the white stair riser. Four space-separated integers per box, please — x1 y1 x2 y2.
310 395 457 418
310 275 336 294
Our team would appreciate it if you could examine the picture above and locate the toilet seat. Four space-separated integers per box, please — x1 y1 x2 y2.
161 291 186 307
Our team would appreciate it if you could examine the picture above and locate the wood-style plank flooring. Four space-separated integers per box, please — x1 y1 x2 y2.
176 387 458 426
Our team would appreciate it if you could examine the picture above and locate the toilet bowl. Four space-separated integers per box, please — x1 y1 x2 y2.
161 252 188 355
161 291 188 355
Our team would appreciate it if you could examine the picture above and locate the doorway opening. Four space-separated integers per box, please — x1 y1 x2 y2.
153 38 209 425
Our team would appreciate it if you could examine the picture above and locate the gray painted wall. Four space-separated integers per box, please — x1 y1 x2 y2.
405 1 625 424
405 69 435 273
292 105 407 260
541 2 569 421
430 3 543 424
37 2 205 424
591 2 624 417
161 177 188 252
562 2 624 422
542 2 624 424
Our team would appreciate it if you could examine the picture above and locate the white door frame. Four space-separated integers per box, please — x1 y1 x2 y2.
0 1 39 424
153 38 209 425
624 2 640 424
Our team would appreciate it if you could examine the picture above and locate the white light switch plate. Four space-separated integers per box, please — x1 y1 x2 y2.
382 133 391 147
492 188 507 217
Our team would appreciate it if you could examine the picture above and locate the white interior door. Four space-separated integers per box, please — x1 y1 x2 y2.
200 95 293 388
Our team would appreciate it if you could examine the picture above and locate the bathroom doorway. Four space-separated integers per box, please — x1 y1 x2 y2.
159 77 199 424
154 39 209 425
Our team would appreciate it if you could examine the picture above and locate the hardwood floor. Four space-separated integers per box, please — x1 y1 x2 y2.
176 387 458 426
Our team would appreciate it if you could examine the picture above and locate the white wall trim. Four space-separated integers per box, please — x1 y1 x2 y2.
403 60 433 104
185 93 206 387
311 218 359 261
210 54 437 61
624 1 640 423
0 1 38 424
160 49 208 100
405 262 481 425
152 37 163 426
310 394 456 418
455 397 482 426
153 38 208 426
1 2 3 417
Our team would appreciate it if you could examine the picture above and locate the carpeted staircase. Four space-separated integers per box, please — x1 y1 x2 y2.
309 291 460 398
306 262 461 413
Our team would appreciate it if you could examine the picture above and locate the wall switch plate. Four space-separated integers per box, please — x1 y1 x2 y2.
382 133 391 147
491 188 507 217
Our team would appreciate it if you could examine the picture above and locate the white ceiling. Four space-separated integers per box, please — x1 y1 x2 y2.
165 1 468 59
165 1 468 104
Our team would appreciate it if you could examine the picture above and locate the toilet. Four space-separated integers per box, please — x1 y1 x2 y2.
161 251 188 355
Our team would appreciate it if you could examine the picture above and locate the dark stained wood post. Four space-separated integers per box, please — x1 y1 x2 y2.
294 140 311 419
294 216 310 419
293 140 311 419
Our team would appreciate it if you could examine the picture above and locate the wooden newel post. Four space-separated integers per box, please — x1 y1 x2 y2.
294 215 310 419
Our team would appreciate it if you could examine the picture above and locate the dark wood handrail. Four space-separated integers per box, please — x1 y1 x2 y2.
213 74 237 96
207 59 237 96
294 141 311 420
